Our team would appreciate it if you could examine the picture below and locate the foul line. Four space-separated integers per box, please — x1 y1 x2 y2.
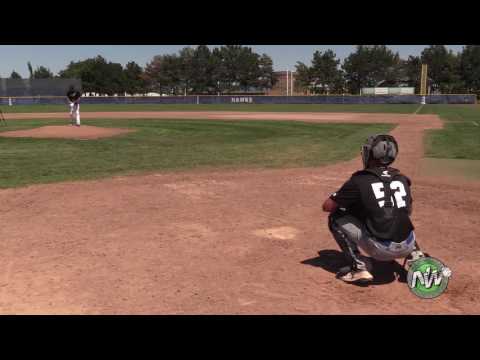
414 104 424 114
472 121 479 126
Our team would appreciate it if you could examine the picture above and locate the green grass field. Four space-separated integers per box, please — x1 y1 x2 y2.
415 104 480 179
5 103 478 162
418 158 480 181
0 118 393 188
1 103 479 187
418 105 480 160
0 103 421 114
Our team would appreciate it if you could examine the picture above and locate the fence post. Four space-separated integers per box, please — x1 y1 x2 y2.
8 97 12 106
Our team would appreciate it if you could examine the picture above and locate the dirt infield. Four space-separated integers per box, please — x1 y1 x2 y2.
0 125 135 140
0 111 479 314
6 111 421 122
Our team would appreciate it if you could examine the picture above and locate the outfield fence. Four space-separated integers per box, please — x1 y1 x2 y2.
0 94 476 106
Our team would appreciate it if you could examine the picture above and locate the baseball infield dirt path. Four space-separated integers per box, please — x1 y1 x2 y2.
0 112 478 314
6 111 426 122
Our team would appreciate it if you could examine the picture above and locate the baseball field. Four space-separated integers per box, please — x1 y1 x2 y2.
0 103 478 314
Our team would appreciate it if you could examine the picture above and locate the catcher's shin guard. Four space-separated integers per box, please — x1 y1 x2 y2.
328 213 367 271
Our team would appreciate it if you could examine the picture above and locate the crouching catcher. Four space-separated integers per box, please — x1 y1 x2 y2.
322 134 425 283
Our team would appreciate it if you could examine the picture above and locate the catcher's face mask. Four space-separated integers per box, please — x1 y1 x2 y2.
361 134 399 169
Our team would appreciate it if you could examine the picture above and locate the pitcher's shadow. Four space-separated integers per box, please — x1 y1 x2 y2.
301 249 407 287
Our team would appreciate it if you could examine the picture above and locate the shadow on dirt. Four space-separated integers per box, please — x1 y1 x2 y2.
301 249 407 287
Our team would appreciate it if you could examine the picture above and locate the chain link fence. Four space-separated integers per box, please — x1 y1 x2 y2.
0 78 81 97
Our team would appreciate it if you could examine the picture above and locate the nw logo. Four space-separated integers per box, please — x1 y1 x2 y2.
410 266 443 289
407 257 451 299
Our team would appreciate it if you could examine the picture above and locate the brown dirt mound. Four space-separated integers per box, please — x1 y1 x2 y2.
0 125 135 140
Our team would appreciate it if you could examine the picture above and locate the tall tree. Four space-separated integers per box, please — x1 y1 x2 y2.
33 66 54 79
59 57 100 93
189 45 214 93
144 54 182 95
342 45 400 94
101 61 125 95
216 45 243 92
211 47 227 94
312 50 344 93
213 45 271 93
59 56 126 95
123 61 147 95
400 56 422 93
9 71 22 79
178 47 196 95
294 62 312 94
143 55 164 94
459 45 480 95
296 50 344 94
421 45 463 93
27 62 33 79
237 46 263 92
255 53 277 91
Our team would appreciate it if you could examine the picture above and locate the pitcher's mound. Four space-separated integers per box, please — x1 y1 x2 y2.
0 125 136 140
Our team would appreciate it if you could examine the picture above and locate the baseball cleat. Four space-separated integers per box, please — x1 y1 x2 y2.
336 267 373 283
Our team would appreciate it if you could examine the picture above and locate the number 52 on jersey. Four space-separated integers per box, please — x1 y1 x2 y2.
371 181 407 208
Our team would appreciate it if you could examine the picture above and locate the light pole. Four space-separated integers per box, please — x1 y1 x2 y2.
286 70 289 96
290 70 294 96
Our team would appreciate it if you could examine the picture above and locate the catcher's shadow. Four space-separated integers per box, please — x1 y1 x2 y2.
301 250 407 287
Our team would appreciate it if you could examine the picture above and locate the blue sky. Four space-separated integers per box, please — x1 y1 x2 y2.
0 45 465 78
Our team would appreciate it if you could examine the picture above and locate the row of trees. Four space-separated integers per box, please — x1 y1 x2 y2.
144 45 276 95
9 45 277 96
10 62 55 80
295 45 480 95
7 45 480 96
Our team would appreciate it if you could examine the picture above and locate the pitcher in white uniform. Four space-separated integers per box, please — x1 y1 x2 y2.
66 86 81 126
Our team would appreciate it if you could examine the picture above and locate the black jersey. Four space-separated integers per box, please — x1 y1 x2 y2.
330 166 414 243
67 90 81 102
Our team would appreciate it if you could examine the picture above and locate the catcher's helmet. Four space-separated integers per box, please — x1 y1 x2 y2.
361 134 398 169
